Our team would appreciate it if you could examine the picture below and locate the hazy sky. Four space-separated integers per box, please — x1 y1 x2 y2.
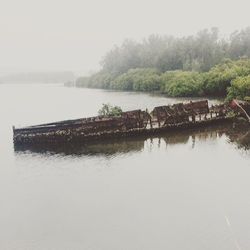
1 0 250 74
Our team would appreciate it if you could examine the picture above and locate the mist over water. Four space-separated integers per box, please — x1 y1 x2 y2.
1 0 250 74
0 84 249 250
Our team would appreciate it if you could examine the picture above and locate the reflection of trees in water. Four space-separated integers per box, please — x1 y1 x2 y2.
15 123 250 156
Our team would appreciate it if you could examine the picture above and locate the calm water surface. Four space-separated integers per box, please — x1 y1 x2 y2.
0 84 250 250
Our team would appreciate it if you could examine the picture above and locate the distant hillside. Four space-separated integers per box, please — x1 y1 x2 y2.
0 71 75 83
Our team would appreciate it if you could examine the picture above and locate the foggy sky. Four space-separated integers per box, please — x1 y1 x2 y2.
1 0 250 75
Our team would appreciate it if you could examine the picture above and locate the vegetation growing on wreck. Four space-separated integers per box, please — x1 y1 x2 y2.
75 27 250 101
98 104 123 117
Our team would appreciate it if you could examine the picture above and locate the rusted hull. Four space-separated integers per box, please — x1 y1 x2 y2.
14 99 249 148
13 117 234 148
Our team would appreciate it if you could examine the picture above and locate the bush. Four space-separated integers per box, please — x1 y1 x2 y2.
76 72 115 89
161 71 204 97
98 104 123 117
76 59 250 100
110 68 161 91
227 75 250 101
203 59 250 96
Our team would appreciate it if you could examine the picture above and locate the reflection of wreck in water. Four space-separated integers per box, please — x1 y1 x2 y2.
14 138 145 156
14 123 250 156
225 123 250 150
13 99 250 150
236 131 250 149
158 126 226 148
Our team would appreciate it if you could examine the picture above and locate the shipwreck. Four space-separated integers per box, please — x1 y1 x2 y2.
13 99 250 147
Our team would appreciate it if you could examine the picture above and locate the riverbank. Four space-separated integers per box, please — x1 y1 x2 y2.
75 59 250 101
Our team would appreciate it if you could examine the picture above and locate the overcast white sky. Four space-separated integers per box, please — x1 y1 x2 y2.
0 0 250 75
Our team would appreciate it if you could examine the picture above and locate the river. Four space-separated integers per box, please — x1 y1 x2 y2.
0 84 250 250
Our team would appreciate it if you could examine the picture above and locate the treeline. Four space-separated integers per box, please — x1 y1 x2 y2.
76 27 250 100
101 27 250 74
76 59 250 100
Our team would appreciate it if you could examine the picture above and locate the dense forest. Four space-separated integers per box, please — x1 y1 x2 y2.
76 27 250 101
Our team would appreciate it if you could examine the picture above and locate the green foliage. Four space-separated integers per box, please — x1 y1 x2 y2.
203 59 250 96
110 68 161 91
98 103 123 117
225 110 237 118
161 71 204 97
227 76 250 101
76 72 115 89
75 27 250 100
76 48 250 100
